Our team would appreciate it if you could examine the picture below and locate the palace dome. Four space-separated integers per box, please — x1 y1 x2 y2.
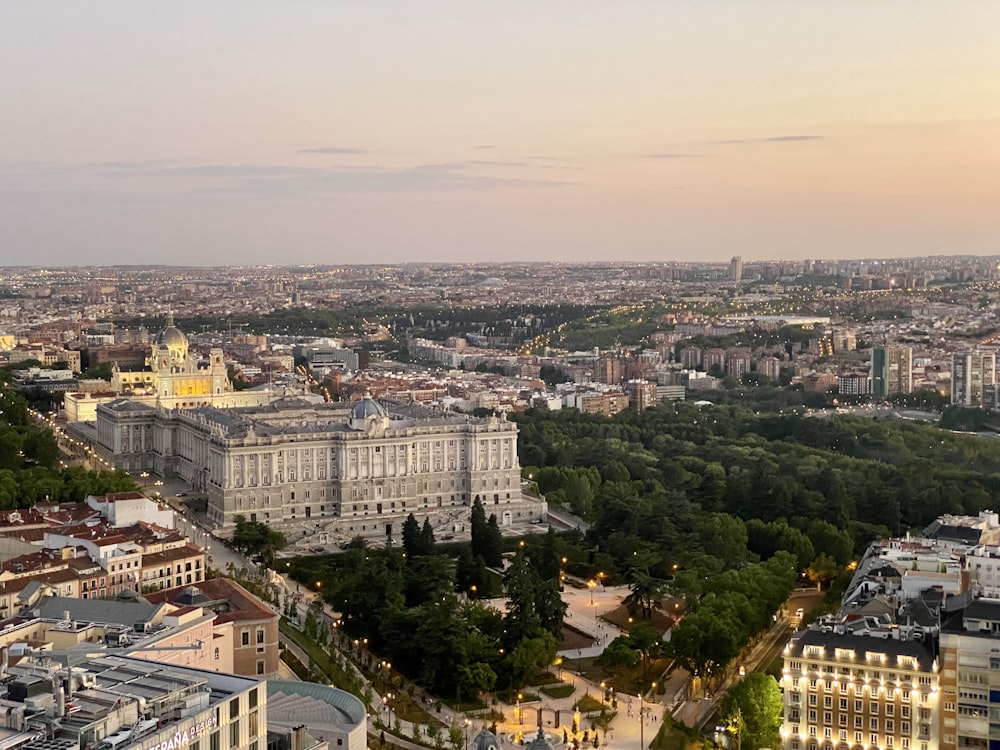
351 397 388 421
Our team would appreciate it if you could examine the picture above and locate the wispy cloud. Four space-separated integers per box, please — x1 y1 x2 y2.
645 153 703 159
97 158 189 170
466 159 583 171
299 147 369 154
712 135 824 145
0 159 577 195
475 144 495 150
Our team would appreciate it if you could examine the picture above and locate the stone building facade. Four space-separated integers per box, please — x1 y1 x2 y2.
94 396 545 542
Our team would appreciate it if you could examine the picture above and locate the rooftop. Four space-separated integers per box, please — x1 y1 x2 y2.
787 628 936 671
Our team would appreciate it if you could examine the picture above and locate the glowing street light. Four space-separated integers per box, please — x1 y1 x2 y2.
587 579 597 605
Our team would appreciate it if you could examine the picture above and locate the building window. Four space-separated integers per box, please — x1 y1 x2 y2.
242 631 250 646
257 660 265 675
230 698 240 720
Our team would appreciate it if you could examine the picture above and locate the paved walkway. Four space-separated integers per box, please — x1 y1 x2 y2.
557 583 626 658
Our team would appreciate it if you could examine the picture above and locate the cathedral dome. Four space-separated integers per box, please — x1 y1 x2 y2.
155 313 189 360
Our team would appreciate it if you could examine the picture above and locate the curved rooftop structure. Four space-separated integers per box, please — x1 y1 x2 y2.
154 312 189 361
351 396 388 421
267 681 367 750
472 728 502 750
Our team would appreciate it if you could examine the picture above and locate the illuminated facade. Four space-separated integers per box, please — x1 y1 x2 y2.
107 313 271 411
780 629 939 750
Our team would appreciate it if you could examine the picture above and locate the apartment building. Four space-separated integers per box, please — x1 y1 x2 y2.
577 391 630 416
145 578 281 678
952 351 996 408
625 379 659 412
872 346 913 400
938 599 1000 750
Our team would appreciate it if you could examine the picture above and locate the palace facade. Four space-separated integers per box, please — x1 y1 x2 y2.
94 395 545 543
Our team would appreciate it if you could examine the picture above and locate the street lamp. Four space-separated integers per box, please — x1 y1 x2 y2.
517 693 523 725
464 718 472 750
587 579 596 605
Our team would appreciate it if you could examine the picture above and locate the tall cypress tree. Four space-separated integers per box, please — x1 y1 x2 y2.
402 512 421 558
470 498 487 547
420 518 436 555
482 514 504 568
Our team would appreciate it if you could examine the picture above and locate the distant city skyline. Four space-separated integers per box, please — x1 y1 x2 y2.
2 2 999 266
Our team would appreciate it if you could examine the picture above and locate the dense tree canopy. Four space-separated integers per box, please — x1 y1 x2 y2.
294 538 565 700
513 403 1000 567
0 383 138 507
722 673 783 750
231 516 287 567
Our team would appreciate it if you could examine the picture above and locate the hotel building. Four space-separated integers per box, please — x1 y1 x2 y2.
780 627 939 750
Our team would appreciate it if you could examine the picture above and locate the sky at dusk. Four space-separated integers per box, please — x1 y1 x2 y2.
2 2 1000 266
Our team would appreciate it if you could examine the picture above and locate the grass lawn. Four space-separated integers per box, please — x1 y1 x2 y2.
280 619 360 692
525 670 560 687
599 604 676 635
388 691 445 727
650 715 708 750
560 625 594 651
562 655 672 697
573 695 604 713
441 697 487 712
497 689 540 704
279 646 309 680
540 684 576 699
